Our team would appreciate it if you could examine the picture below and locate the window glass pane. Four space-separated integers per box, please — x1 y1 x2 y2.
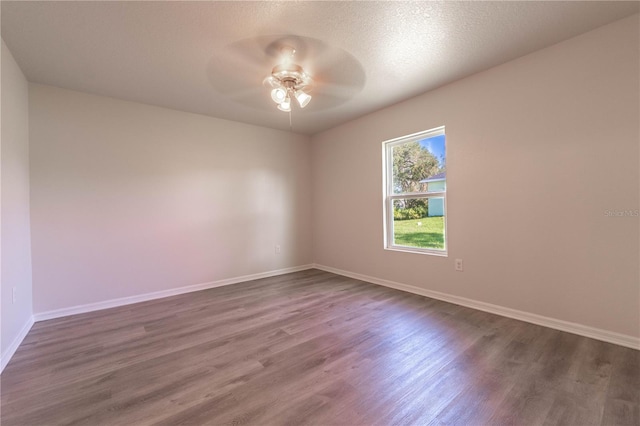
392 134 446 194
393 198 445 250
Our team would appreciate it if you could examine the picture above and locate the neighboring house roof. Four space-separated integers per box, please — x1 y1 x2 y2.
419 172 446 183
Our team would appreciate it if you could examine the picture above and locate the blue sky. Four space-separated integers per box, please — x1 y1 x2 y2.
419 134 446 167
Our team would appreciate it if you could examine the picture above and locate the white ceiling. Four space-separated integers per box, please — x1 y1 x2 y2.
2 1 638 135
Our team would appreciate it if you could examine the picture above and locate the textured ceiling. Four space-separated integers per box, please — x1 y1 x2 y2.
2 1 638 135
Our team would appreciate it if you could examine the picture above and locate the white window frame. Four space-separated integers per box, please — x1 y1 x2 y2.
382 126 447 256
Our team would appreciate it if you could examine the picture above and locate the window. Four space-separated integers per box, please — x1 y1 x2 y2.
383 127 447 256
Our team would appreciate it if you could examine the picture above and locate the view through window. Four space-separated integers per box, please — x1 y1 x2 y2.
383 127 447 255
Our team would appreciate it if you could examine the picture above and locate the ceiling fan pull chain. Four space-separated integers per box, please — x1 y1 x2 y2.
289 110 293 132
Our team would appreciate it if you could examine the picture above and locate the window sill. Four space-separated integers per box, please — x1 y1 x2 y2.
385 246 448 257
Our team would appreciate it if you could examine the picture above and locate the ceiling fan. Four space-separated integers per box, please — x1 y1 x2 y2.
262 46 313 112
206 35 366 114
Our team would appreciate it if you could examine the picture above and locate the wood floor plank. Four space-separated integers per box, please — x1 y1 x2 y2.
1 269 638 425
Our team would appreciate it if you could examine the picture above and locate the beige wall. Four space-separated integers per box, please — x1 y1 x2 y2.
311 15 639 338
10 14 640 344
1 40 33 357
29 84 312 313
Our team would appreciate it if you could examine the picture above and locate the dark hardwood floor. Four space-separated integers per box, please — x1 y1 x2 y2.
1 269 638 425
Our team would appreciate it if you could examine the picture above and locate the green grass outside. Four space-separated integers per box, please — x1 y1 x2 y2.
393 216 445 250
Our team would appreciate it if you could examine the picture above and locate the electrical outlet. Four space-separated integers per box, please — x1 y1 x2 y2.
275 244 281 254
12 287 17 304
455 259 463 272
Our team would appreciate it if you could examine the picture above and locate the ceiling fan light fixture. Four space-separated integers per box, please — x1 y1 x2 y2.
294 90 312 108
271 87 287 104
265 49 313 112
277 96 291 112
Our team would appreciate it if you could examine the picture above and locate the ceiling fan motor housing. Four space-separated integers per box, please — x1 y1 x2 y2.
271 64 312 91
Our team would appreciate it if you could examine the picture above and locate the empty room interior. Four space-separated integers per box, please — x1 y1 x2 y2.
1 1 639 425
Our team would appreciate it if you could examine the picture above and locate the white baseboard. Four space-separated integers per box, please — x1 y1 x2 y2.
34 264 314 322
313 264 640 350
1 315 35 374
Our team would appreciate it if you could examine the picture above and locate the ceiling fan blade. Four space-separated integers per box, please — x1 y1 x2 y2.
224 86 264 101
312 82 361 99
309 50 365 92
